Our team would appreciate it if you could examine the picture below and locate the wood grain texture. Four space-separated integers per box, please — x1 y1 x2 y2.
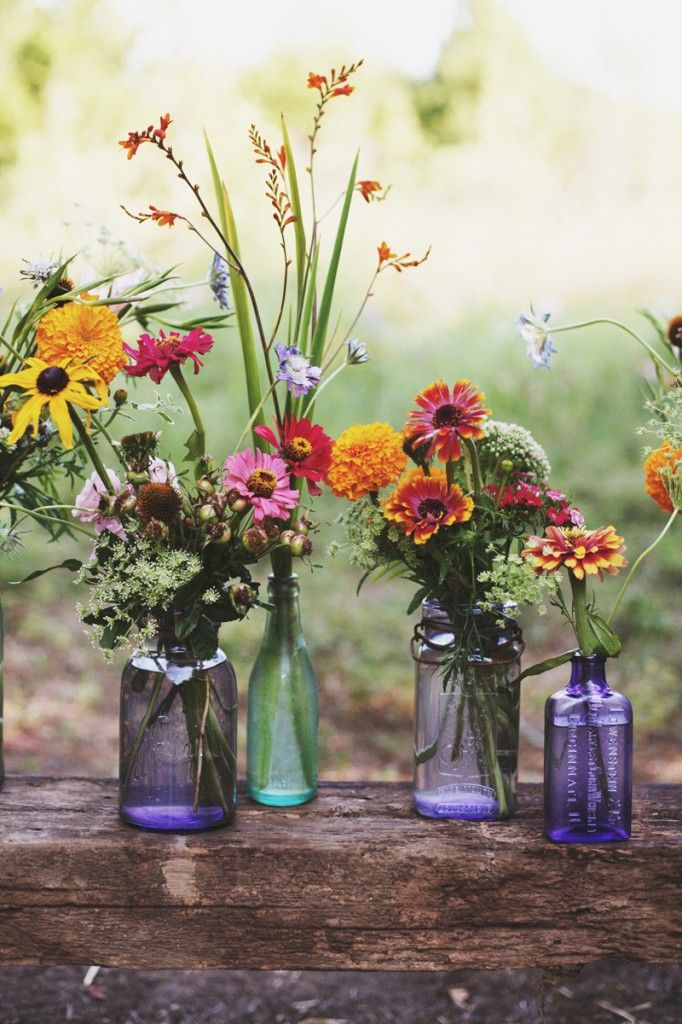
0 777 679 971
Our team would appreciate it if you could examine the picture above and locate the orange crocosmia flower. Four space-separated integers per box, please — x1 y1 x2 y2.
119 132 145 160
357 180 382 202
148 206 178 227
332 83 354 96
377 241 396 265
522 525 627 581
383 467 474 545
406 379 490 463
155 113 172 140
307 72 327 91
278 145 286 171
644 442 682 514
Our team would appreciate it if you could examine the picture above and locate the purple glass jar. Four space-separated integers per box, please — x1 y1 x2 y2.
545 654 632 843
119 614 237 831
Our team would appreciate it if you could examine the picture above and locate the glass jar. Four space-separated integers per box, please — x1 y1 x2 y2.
247 573 318 806
119 614 237 831
412 599 523 820
545 653 632 843
0 595 4 791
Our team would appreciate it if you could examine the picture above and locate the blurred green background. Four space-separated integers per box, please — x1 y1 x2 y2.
1 0 679 783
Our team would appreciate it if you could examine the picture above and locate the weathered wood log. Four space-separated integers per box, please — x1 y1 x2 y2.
0 777 679 971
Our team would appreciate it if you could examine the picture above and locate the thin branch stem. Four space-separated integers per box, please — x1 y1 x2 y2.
607 507 679 625
552 318 680 377
70 411 115 495
169 363 206 456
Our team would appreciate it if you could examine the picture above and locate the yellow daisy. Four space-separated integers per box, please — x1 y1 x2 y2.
0 357 108 449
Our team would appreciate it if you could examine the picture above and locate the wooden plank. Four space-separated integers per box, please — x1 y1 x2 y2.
0 777 679 971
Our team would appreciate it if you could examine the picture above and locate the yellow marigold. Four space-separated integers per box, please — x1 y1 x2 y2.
36 301 126 384
644 442 682 514
326 422 407 501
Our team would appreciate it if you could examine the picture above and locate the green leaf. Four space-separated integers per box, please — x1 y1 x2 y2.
295 242 319 357
175 602 201 640
204 131 265 449
414 740 438 765
183 428 204 462
517 650 576 683
11 558 82 585
304 151 360 400
189 615 219 660
407 586 431 617
588 613 622 657
281 114 307 308
101 619 129 651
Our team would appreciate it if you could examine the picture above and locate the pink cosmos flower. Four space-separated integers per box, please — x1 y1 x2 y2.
149 458 178 486
73 468 131 540
223 449 299 523
124 327 213 384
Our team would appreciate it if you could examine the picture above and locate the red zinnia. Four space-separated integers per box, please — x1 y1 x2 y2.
124 327 213 384
406 379 490 463
254 416 333 496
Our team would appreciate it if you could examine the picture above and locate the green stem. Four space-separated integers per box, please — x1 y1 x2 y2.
607 507 679 625
169 363 206 456
462 437 482 497
553 318 680 378
70 410 115 495
121 676 164 796
0 501 93 539
570 574 596 656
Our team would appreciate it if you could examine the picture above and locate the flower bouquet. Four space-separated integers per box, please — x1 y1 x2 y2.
117 63 429 805
330 379 582 820
516 304 682 841
0 254 192 789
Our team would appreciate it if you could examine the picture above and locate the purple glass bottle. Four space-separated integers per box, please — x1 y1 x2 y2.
545 654 632 843
119 614 237 831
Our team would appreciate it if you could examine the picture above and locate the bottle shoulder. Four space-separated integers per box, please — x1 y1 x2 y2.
546 686 632 726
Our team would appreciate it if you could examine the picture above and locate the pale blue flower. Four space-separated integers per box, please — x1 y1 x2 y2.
346 338 369 365
209 253 231 310
517 309 556 369
20 257 59 287
275 342 322 397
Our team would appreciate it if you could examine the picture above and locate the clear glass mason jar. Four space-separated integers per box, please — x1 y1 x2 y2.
247 573 318 806
412 599 524 821
119 613 237 831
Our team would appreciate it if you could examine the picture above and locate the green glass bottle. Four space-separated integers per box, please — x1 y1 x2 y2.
247 573 318 806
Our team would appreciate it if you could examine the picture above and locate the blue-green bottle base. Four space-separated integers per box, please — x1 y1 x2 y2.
248 785 316 807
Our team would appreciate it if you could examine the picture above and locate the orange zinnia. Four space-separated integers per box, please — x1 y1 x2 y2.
326 422 407 501
644 442 682 514
36 302 126 384
382 467 474 545
522 525 627 581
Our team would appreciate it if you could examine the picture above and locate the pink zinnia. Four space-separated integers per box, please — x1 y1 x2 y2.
124 327 214 384
223 449 299 523
73 468 131 541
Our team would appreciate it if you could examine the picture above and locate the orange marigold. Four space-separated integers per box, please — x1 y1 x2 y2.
36 302 126 385
644 442 682 514
522 525 627 581
326 422 407 501
382 467 474 544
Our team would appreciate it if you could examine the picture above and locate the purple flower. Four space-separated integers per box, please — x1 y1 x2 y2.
275 342 321 397
570 507 585 527
73 468 131 541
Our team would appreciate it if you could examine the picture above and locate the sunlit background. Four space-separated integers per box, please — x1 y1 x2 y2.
1 0 680 783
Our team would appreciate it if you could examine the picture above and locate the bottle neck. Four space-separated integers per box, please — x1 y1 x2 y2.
566 654 611 696
265 573 302 633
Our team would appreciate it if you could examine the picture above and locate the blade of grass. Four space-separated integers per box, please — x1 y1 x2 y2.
204 131 265 446
305 151 359 397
